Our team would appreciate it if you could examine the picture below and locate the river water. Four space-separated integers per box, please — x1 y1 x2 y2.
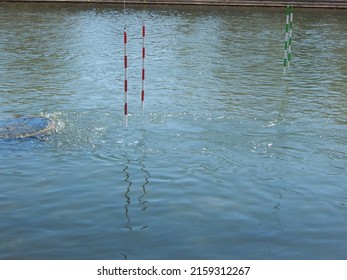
0 3 346 260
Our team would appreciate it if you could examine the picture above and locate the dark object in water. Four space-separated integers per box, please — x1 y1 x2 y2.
0 115 55 138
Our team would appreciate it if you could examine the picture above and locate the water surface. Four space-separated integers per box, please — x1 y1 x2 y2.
0 3 346 259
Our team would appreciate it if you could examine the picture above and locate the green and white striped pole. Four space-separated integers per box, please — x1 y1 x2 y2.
283 5 293 74
287 6 294 68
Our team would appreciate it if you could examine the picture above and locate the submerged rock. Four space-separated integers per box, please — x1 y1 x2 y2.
0 115 55 138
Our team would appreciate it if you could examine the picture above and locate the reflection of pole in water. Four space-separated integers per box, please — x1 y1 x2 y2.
123 162 132 231
121 158 151 258
138 160 150 213
257 189 284 258
122 159 150 230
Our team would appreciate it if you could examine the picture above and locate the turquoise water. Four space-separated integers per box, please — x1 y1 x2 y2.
0 3 346 259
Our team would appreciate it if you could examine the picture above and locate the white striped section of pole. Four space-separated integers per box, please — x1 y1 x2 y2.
141 22 145 111
124 27 128 127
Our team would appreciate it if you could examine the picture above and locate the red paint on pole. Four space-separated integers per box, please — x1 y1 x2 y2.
142 47 145 59
141 90 144 102
124 30 127 44
124 103 128 115
142 69 145 80
124 55 127 68
124 79 128 93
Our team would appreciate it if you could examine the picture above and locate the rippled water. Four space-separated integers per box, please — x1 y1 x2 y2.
0 3 346 259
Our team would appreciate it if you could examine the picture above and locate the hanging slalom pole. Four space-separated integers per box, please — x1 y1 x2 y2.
287 5 294 68
124 27 128 127
141 21 146 112
283 5 293 74
283 6 290 74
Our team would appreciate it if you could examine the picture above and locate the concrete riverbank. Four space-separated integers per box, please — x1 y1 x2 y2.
1 0 347 9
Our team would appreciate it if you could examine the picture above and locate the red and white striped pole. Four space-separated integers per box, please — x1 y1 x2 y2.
141 22 146 111
124 27 128 127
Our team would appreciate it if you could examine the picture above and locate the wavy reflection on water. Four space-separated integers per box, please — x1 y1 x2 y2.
121 155 151 259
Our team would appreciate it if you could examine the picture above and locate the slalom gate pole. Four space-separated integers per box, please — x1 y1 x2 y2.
283 6 290 74
287 5 294 68
124 28 128 127
283 5 294 74
141 22 146 112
